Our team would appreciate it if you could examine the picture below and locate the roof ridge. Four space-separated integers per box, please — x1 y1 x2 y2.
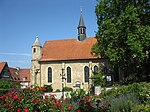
0 62 7 64
19 68 30 70
45 38 77 42
45 37 95 42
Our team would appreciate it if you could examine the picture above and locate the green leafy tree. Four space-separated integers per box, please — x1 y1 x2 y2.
91 70 105 87
92 0 150 83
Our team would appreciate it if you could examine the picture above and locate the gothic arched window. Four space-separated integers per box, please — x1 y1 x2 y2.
48 67 52 83
33 48 36 53
84 66 89 82
67 67 71 83
94 65 98 74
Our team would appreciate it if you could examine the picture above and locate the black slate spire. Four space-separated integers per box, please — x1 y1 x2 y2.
77 8 86 41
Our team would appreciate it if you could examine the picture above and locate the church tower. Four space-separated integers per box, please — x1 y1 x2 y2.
78 8 86 41
30 37 42 86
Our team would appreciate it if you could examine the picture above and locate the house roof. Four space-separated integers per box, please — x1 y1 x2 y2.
9 68 20 81
0 62 6 74
19 69 30 82
9 68 30 82
41 37 99 61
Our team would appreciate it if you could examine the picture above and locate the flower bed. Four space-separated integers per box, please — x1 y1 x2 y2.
0 86 110 112
1 82 149 111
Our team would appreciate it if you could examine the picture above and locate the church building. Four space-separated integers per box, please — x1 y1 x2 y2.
30 10 111 92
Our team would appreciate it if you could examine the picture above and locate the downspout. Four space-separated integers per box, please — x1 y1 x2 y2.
40 61 41 87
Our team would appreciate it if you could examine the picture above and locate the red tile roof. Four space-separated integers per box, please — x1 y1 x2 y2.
41 37 99 61
0 62 6 74
9 68 30 82
19 69 30 82
0 62 30 82
9 68 20 81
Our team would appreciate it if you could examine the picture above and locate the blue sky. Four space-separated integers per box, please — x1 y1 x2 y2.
0 0 98 68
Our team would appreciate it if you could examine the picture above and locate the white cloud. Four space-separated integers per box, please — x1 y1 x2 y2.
0 52 31 57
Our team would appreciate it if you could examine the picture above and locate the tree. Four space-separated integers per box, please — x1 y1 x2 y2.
91 70 105 87
92 0 150 83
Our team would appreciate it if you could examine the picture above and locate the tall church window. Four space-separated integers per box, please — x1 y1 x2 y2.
48 67 52 83
84 66 89 82
94 65 98 74
33 48 36 53
67 67 71 83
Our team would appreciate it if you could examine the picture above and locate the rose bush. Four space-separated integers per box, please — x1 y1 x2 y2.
0 86 110 112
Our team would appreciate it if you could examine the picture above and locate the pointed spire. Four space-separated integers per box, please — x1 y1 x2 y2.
77 7 86 42
33 36 42 47
78 7 85 27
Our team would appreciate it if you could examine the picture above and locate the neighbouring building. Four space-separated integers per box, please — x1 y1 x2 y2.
30 9 113 92
9 67 20 81
19 69 30 88
0 62 12 80
0 62 30 88
9 67 30 88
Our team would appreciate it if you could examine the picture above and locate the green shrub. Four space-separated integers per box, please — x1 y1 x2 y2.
0 89 9 96
100 82 150 111
91 70 105 87
55 89 61 92
101 82 150 100
109 92 140 112
44 84 53 92
0 80 20 89
70 89 86 101
138 105 150 112
0 80 20 96
63 86 73 92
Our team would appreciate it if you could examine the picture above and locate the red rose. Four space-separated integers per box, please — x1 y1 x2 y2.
96 99 101 103
23 108 29 112
64 98 69 102
86 101 90 106
13 95 18 100
29 86 32 90
77 110 81 112
57 102 62 107
4 102 9 107
80 98 84 103
10 92 15 95
88 105 93 109
50 94 55 97
14 85 17 89
101 106 104 110
85 95 89 101
61 96 64 99
17 108 21 112
106 99 109 103
41 87 46 91
0 95 5 99
68 106 72 111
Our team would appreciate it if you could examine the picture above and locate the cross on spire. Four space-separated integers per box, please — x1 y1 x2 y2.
80 7 82 15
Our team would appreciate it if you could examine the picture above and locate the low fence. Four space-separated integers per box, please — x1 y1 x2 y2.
44 91 71 99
